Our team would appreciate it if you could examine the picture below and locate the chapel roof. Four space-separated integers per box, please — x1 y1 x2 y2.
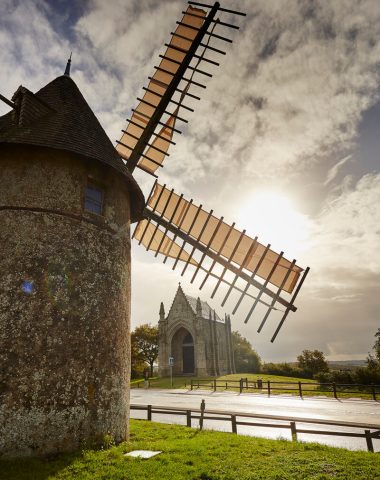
185 295 224 323
165 284 226 324
0 74 144 222
185 295 223 322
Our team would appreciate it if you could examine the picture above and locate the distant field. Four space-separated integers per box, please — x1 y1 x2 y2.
132 374 378 400
1 420 379 480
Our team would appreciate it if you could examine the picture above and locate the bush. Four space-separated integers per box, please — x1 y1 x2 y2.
315 370 356 385
354 366 380 385
315 368 380 386
262 362 310 379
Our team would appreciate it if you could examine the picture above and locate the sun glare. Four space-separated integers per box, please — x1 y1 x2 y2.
237 191 311 257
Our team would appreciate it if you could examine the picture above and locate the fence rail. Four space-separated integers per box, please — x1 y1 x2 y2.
190 378 380 400
130 402 380 452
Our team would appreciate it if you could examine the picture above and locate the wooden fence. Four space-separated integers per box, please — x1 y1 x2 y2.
190 378 380 400
130 402 380 452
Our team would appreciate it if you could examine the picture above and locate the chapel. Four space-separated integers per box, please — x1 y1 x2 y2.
158 284 235 377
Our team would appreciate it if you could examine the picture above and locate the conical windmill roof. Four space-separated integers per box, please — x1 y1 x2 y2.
0 75 144 221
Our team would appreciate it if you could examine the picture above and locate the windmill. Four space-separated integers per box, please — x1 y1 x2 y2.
116 0 310 343
0 0 311 458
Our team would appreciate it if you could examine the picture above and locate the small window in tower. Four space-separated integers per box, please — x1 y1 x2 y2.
85 183 103 215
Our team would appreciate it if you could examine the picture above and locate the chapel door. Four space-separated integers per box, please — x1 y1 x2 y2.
182 333 195 374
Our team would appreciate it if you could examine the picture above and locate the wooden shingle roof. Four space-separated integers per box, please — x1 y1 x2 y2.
0 75 144 222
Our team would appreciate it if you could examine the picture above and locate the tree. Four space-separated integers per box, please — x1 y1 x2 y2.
131 324 159 377
374 328 380 362
297 349 329 377
232 331 261 373
130 334 147 379
367 328 380 369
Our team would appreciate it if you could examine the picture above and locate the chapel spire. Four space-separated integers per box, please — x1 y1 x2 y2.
159 302 165 321
196 297 202 316
64 52 72 76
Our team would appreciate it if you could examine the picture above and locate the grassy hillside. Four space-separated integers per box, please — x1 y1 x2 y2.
1 420 379 480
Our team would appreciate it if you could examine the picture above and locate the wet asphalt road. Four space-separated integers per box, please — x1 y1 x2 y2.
130 388 380 451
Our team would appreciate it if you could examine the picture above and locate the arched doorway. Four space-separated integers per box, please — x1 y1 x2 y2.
171 327 195 375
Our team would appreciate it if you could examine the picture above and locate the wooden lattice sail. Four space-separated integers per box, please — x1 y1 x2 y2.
116 1 244 175
118 1 310 341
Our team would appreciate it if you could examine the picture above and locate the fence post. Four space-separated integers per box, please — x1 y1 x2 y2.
199 399 205 431
191 379 193 391
333 382 338 399
239 378 243 394
267 380 271 396
290 421 297 442
365 430 374 452
186 410 191 427
371 384 377 401
298 382 303 398
214 379 217 392
147 404 152 421
225 381 228 390
246 377 248 390
231 415 237 434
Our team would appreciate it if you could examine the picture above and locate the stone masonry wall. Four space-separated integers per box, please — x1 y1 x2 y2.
0 144 133 457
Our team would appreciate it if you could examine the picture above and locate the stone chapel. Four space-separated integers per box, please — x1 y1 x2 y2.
158 284 235 377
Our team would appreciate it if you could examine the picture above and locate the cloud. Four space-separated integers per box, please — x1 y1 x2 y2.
310 173 380 273
323 155 352 186
0 0 70 102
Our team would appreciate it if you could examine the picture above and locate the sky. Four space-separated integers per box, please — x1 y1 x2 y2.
1 0 379 362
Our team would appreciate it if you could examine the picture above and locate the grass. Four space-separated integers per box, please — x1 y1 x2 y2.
1 420 379 480
132 374 377 400
131 376 189 389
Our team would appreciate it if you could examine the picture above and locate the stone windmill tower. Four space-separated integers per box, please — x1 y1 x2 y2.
0 66 144 456
0 1 309 457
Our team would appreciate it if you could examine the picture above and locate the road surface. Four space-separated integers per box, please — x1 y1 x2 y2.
130 388 380 451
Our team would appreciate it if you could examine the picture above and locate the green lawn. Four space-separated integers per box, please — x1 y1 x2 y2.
133 374 376 400
1 420 378 480
131 376 191 389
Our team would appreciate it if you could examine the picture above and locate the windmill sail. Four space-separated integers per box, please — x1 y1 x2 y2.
134 182 310 342
116 2 245 175
148 184 302 292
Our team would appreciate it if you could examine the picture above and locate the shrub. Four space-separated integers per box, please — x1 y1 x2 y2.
315 370 355 385
262 362 310 378
354 366 380 385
